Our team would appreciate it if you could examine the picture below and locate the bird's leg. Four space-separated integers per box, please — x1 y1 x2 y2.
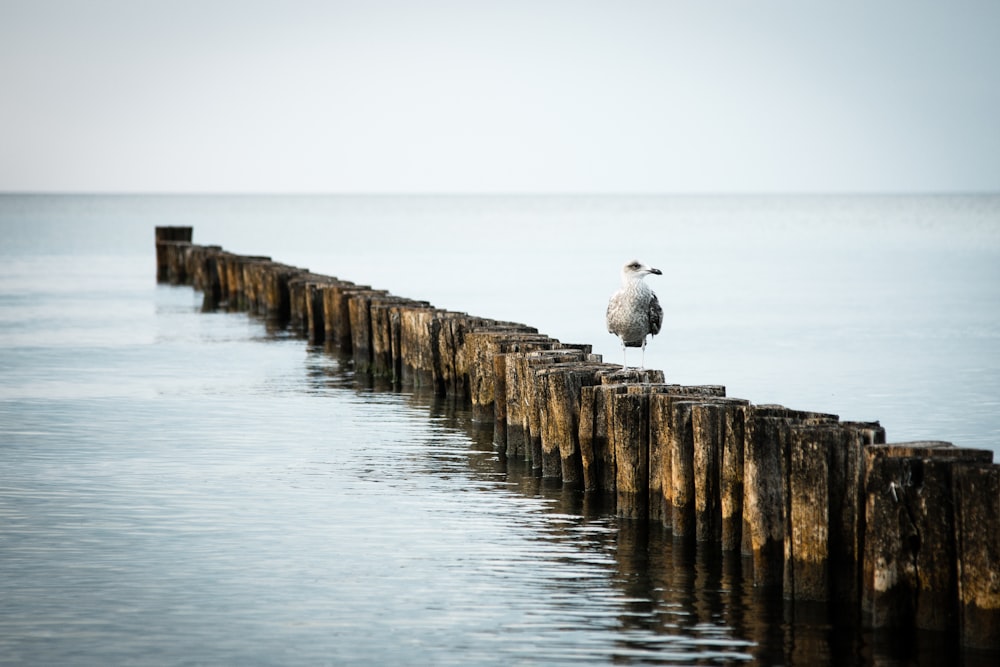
621 343 628 371
640 339 646 370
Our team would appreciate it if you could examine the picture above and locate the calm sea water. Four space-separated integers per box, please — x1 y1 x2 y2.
1 194 998 665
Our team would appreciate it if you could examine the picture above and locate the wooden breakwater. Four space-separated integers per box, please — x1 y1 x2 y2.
156 226 1000 649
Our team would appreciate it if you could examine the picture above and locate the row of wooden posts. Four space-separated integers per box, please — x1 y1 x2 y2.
156 226 999 649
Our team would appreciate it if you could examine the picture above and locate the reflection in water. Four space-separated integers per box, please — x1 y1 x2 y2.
301 345 995 667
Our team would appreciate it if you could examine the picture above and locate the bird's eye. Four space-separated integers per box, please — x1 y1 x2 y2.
628 261 641 269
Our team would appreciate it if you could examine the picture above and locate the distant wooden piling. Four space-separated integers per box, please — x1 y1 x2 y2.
155 226 192 283
155 227 1000 650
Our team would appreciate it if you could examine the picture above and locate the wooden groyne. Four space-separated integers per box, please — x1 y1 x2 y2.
156 226 999 649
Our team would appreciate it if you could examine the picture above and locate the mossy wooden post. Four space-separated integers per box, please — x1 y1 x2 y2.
155 226 193 282
691 398 750 545
953 463 1000 649
862 442 993 631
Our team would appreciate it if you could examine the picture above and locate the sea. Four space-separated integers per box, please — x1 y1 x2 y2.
1 193 998 666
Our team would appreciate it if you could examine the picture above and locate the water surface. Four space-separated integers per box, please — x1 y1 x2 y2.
1 194 998 665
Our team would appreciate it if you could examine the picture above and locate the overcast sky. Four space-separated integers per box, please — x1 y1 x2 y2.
2 0 998 194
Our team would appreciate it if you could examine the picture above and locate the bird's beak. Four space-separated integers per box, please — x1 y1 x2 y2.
649 267 662 275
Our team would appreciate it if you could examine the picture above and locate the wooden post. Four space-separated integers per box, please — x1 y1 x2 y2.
502 340 567 458
347 289 390 374
466 331 553 424
644 386 727 532
953 463 1000 649
536 363 613 482
578 371 667 495
580 386 608 492
320 282 367 352
862 442 993 630
397 307 450 391
612 390 651 519
524 349 588 469
434 315 526 400
784 423 841 601
304 278 338 345
370 296 430 381
743 406 837 588
669 399 699 536
691 398 750 545
829 421 885 613
155 226 193 282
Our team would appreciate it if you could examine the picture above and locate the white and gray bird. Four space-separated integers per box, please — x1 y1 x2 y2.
606 259 663 370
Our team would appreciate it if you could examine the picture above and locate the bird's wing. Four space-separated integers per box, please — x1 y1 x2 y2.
606 293 619 333
648 293 663 335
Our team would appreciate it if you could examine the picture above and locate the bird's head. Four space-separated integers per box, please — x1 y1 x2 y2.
621 259 662 282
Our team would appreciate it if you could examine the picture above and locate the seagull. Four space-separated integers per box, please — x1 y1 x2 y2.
606 259 663 370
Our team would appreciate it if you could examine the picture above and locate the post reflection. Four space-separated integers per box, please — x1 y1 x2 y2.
302 345 994 667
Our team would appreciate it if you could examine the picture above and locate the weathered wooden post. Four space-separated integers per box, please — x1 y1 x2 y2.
184 244 222 304
304 277 339 345
397 307 453 391
645 386 727 532
828 421 885 612
784 423 842 601
347 288 390 374
743 406 837 587
501 340 568 457
155 226 193 282
578 384 608 492
862 442 994 632
613 389 651 519
537 363 615 483
467 330 554 425
953 463 1000 649
577 371 664 495
261 263 305 321
370 296 431 381
523 349 590 469
691 398 750 545
319 282 363 352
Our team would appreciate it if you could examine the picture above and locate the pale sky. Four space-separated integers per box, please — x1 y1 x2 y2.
2 0 998 194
